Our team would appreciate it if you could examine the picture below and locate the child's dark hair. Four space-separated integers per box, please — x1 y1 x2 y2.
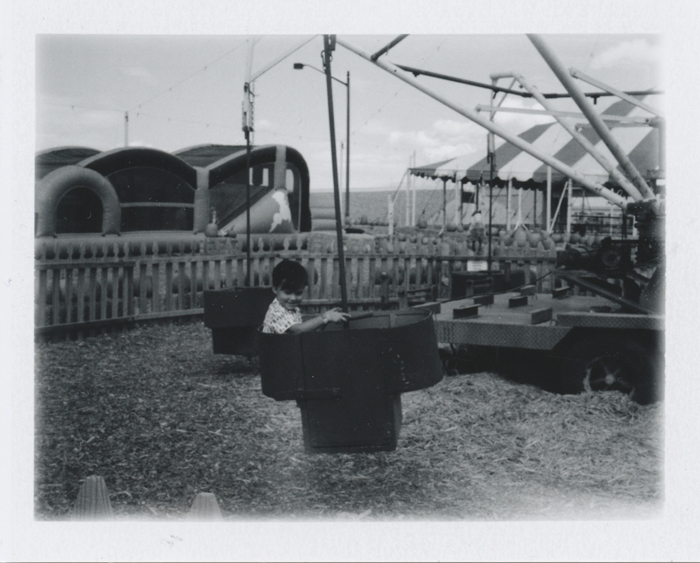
272 260 308 292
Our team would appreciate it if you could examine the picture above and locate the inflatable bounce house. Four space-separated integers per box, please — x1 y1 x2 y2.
35 144 314 242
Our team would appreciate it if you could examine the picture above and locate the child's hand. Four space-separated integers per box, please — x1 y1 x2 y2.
322 308 351 324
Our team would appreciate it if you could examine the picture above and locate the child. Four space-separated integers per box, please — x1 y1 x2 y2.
262 259 350 334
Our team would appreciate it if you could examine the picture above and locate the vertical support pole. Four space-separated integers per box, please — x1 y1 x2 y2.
487 180 493 272
339 142 344 216
506 178 511 231
487 80 497 272
441 179 447 231
476 179 480 212
546 166 552 232
405 160 411 227
566 180 572 234
323 35 348 312
245 133 252 286
654 117 666 179
243 38 255 287
411 151 417 226
533 188 538 229
518 188 522 227
454 181 461 226
388 193 394 238
345 71 351 219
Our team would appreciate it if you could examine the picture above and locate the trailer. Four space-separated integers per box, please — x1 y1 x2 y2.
423 268 663 404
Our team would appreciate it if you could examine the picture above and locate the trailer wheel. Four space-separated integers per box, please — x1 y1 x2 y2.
557 335 660 404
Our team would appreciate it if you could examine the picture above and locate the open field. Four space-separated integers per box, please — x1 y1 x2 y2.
315 188 456 225
35 320 663 521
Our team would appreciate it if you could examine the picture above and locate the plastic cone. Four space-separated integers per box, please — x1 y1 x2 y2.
72 475 113 520
188 492 224 521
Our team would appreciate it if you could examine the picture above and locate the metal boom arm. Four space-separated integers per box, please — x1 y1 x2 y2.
527 34 657 202
336 37 630 210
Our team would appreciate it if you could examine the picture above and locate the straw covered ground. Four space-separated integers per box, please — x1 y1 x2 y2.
35 321 663 521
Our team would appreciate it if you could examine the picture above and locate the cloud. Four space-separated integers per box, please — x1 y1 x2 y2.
386 119 485 164
122 67 157 83
431 120 474 138
590 39 661 71
384 99 556 166
255 118 274 132
492 97 555 131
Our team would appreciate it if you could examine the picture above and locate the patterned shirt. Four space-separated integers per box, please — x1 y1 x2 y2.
262 298 303 334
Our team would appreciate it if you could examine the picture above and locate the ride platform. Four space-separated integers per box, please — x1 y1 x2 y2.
430 291 661 351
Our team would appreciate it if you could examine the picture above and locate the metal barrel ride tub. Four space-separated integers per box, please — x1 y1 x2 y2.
203 287 275 357
259 309 443 453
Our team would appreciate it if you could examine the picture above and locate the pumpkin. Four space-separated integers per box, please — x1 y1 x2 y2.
514 228 528 248
205 223 219 237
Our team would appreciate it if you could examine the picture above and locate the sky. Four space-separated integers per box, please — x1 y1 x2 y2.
36 33 663 192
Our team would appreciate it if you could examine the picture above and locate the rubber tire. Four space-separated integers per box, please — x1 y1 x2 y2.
557 335 661 405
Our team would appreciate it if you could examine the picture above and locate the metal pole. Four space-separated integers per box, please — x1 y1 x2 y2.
411 151 417 226
398 63 662 100
487 79 497 272
406 158 411 227
527 34 656 202
454 181 460 226
476 179 481 212
388 193 394 238
488 182 493 271
245 131 252 285
442 179 447 231
550 181 567 231
336 37 629 210
475 104 651 124
503 71 644 201
518 188 522 227
569 68 663 118
652 117 666 178
566 180 572 234
323 35 348 312
339 141 344 213
546 166 552 232
345 71 350 219
370 34 409 61
533 188 537 230
243 38 255 285
506 178 511 231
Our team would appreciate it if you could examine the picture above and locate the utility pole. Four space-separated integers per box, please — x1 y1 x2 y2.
345 70 351 220
322 35 348 312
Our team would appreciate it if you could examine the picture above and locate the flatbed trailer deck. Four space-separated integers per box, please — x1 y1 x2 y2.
433 292 663 350
425 291 664 404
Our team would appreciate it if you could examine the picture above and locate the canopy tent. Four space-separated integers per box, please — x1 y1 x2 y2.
409 96 661 197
